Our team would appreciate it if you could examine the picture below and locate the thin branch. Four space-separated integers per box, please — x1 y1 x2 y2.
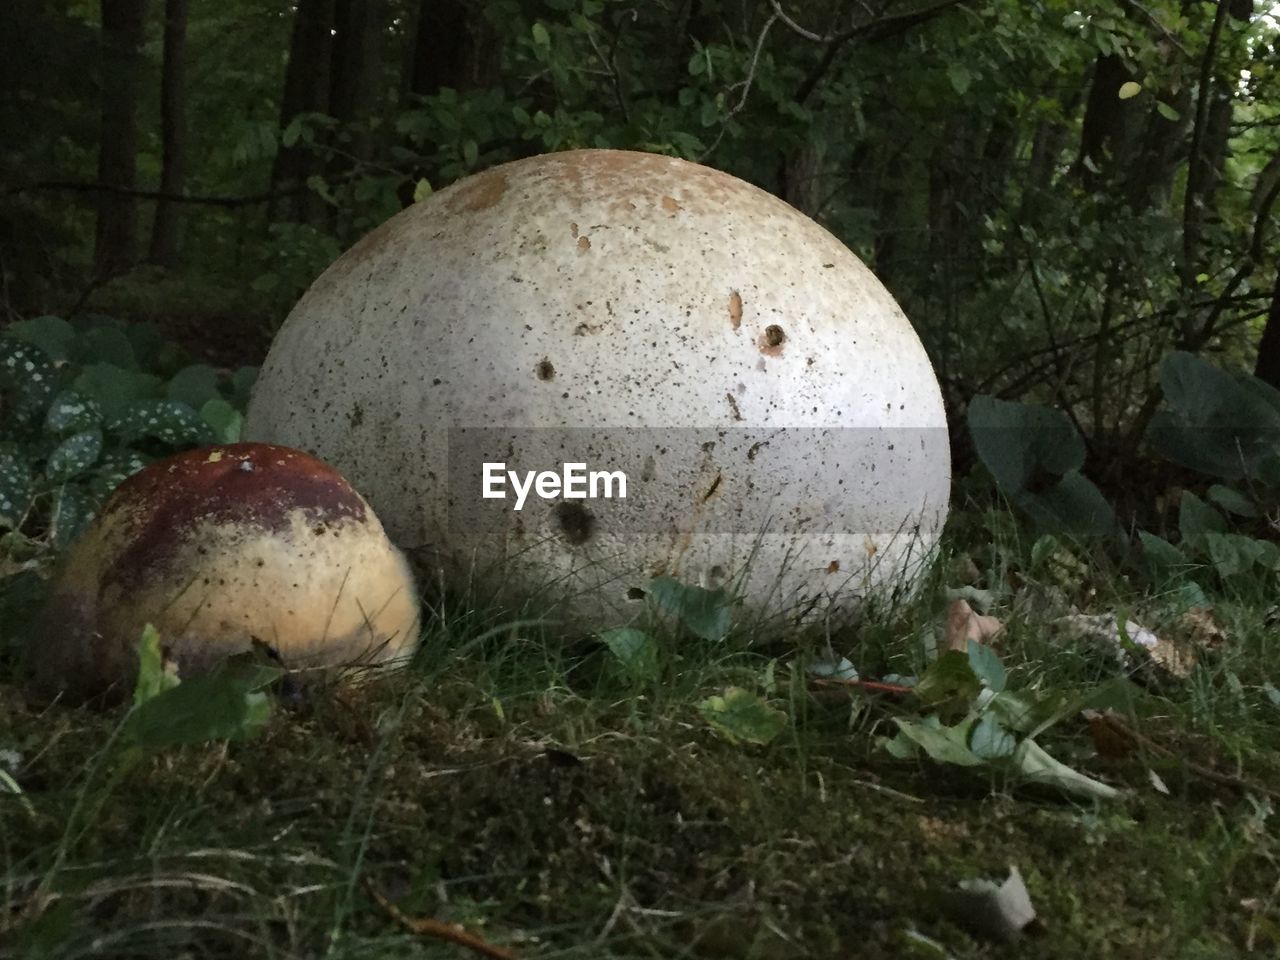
6 180 304 208
697 11 780 161
1180 0 1230 293
364 878 518 960
1190 158 1280 347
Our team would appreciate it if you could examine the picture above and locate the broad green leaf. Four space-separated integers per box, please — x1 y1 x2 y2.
698 687 786 745
2 315 75 361
600 627 659 682
0 339 59 430
531 22 550 46
967 395 1085 493
1014 471 1117 536
87 450 149 502
80 325 137 369
44 390 103 436
1155 101 1180 121
967 640 1007 693
200 398 243 443
968 714 1016 759
915 650 981 706
1206 484 1259 518
648 575 731 641
412 178 433 203
0 448 33 529
1138 530 1187 573
167 364 223 410
74 364 164 421
1011 739 1120 800
126 655 282 748
892 717 982 766
1117 81 1141 99
45 429 103 481
1179 491 1225 548
110 399 215 447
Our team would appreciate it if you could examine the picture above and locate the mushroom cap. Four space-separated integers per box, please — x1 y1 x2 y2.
26 443 420 703
246 149 950 628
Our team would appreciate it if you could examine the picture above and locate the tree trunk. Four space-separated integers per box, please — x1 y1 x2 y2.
94 0 148 276
329 0 384 162
149 0 189 266
1255 273 1280 390
406 0 470 98
269 0 334 223
1074 54 1141 185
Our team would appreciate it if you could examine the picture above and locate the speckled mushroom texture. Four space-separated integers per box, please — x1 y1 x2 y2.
27 443 420 702
246 149 950 629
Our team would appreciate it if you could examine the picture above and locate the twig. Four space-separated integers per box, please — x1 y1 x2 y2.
5 180 306 207
363 877 519 960
697 11 780 161
809 677 914 696
1086 710 1280 802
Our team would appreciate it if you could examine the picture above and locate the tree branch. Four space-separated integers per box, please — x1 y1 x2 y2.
1180 0 1229 294
5 180 308 208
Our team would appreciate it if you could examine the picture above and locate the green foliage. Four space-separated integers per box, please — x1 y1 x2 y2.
697 686 787 745
646 574 732 642
966 395 1117 536
883 643 1126 801
126 626 281 748
0 316 256 552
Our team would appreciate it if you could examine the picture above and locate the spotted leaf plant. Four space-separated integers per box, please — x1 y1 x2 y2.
0 315 256 556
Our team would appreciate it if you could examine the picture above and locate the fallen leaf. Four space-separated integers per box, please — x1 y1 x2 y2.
940 865 1037 942
1054 613 1196 680
944 598 1004 652
1179 607 1227 649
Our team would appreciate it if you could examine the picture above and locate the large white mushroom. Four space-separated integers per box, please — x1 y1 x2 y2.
246 149 949 629
26 443 420 702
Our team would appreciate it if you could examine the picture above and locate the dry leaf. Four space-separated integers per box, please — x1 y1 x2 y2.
1179 607 1227 650
1053 613 1196 680
944 598 1004 652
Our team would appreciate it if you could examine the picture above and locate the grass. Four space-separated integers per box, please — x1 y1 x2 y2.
1 525 1279 959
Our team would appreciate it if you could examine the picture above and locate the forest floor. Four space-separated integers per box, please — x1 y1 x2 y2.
2 581 1279 960
1 301 1278 958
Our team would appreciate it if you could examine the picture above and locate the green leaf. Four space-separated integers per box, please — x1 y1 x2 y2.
463 139 479 167
80 325 137 370
50 486 94 549
967 640 1007 693
600 627 659 682
0 447 34 530
132 625 181 707
200 399 243 443
1203 531 1266 578
110 399 215 447
914 650 981 707
412 178 433 203
1014 470 1118 536
87 450 149 502
44 390 103 436
946 64 972 95
1155 101 1180 122
0 339 59 430
647 575 731 641
892 717 982 766
45 429 103 481
1179 491 1225 548
698 687 786 745
1117 80 1142 99
967 395 1084 492
2 315 75 361
126 655 282 749
1010 739 1120 800
1138 530 1188 576
969 714 1016 760
531 21 550 46
74 364 164 421
166 364 223 410
1206 484 1259 518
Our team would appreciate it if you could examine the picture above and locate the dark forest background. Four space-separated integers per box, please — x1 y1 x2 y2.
2 0 1279 484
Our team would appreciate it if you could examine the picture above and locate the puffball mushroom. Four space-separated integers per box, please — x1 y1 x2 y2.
26 443 420 703
246 149 949 629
